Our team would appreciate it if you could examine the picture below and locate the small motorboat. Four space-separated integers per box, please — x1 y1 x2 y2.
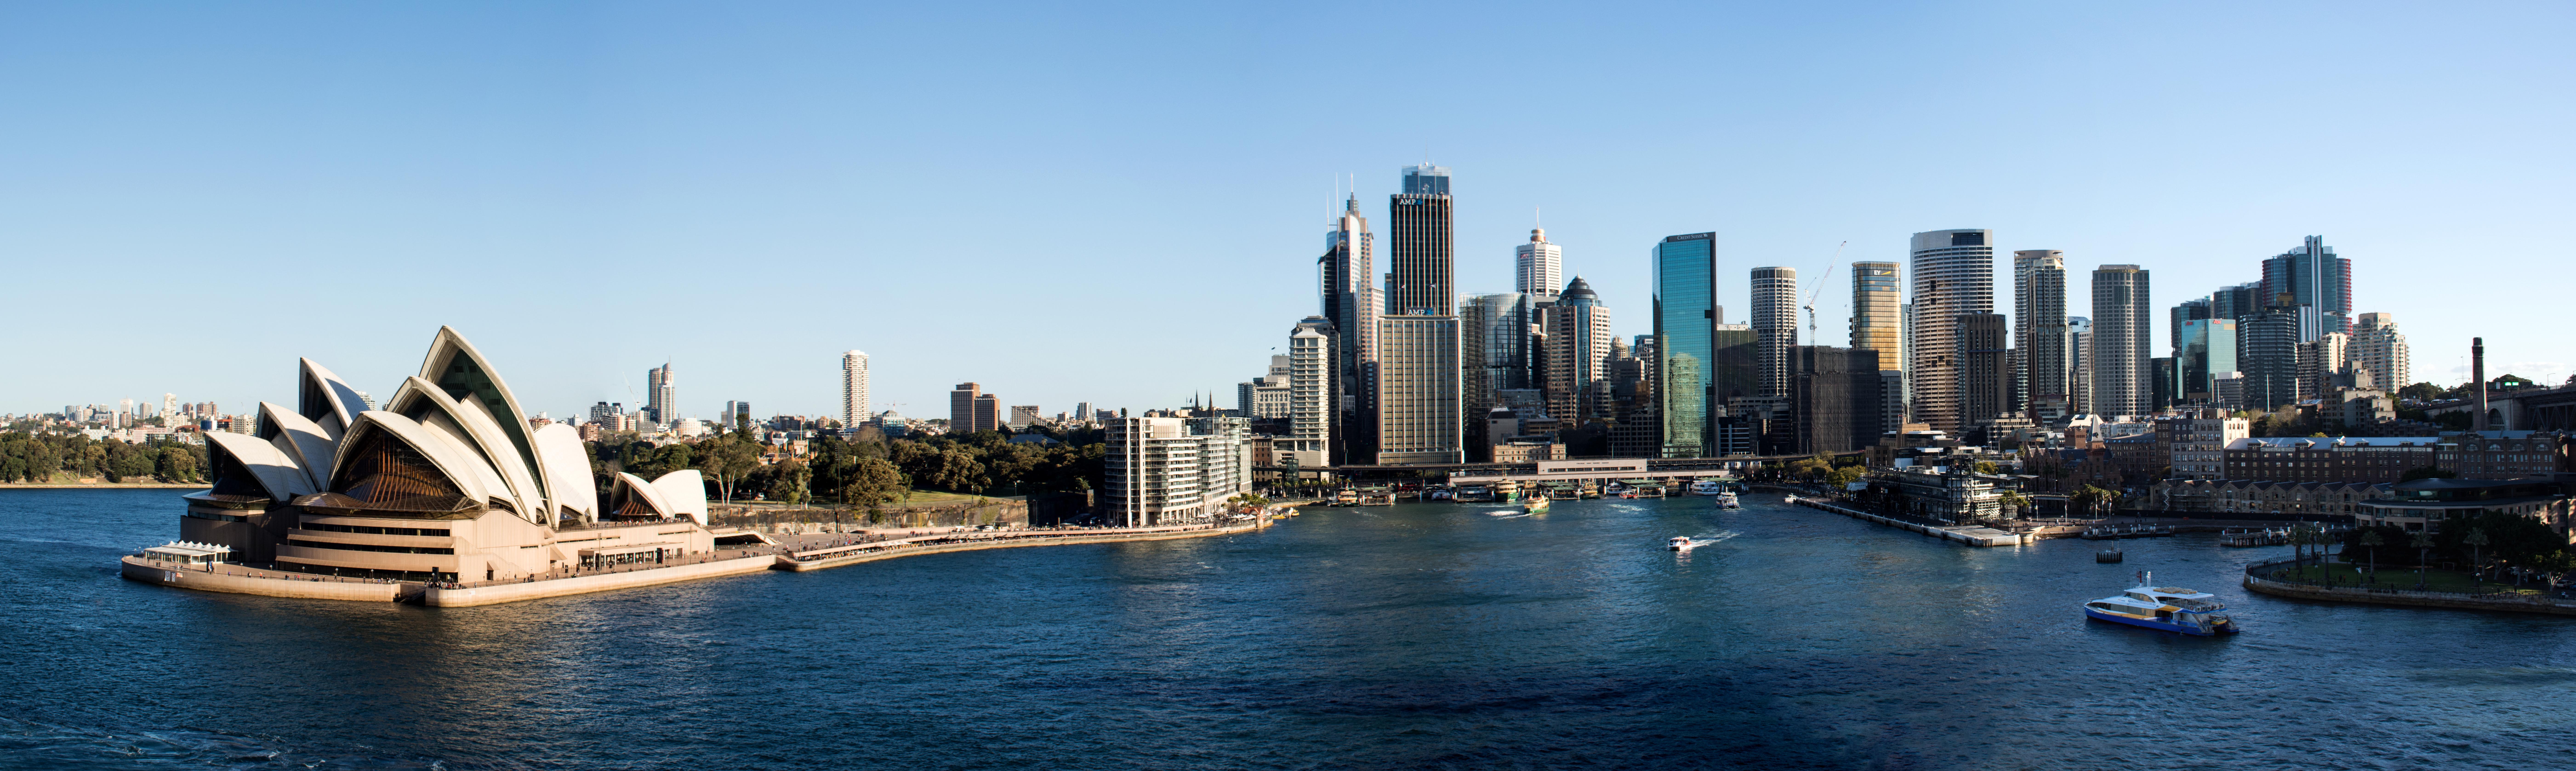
1716 491 1743 510
1668 536 1699 551
1780 494 1798 504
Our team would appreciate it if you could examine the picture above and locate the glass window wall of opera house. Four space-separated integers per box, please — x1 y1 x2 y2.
168 327 718 583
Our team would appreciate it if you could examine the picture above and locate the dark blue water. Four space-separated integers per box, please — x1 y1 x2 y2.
6 488 2574 770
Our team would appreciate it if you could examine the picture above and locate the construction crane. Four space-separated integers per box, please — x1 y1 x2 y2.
1803 241 1846 337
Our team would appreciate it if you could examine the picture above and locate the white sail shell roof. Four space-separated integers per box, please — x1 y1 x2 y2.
533 422 597 522
650 470 709 525
202 430 316 501
255 402 339 491
331 411 498 508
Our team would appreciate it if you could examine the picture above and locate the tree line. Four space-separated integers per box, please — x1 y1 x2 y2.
0 431 207 484
585 426 1106 512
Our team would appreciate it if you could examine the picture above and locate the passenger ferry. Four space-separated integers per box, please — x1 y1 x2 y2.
1689 480 1726 496
1522 496 1551 515
1715 491 1742 510
2081 572 2239 636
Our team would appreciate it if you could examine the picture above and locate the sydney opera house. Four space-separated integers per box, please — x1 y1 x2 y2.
161 327 722 586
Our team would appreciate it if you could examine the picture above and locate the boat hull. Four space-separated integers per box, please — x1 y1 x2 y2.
2083 607 2234 636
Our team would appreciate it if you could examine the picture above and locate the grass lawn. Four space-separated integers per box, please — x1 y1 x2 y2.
2269 561 2530 593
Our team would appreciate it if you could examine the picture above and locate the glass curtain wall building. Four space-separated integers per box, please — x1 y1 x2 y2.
2177 318 2237 404
1654 233 1716 457
1849 262 1901 373
1908 229 1995 434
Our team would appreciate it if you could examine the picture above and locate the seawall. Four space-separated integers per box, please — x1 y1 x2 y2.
420 554 778 607
777 522 1262 572
2241 559 2576 616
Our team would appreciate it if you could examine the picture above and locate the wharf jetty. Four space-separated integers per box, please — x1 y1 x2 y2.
2081 524 2175 540
1792 498 2029 547
2220 527 2292 547
777 521 1263 572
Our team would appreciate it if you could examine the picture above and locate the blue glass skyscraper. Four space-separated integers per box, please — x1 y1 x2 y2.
1654 233 1716 458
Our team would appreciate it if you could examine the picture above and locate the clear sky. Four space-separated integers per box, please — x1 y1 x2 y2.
5 2 2570 421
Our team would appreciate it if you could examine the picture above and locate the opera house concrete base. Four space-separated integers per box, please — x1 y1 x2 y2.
120 556 406 602
421 553 777 607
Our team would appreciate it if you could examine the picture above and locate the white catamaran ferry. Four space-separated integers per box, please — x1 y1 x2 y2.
1714 491 1741 509
2081 572 2239 636
1689 480 1726 496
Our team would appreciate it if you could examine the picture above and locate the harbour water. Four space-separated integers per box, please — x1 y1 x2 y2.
6 488 2573 769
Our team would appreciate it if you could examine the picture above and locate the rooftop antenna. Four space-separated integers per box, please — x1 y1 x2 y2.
1803 241 1846 336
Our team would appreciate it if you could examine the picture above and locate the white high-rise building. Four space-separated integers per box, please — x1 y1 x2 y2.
1909 229 1995 434
842 350 870 430
1515 228 1563 304
2350 312 2411 393
1750 267 1800 398
1285 324 1333 468
2090 265 2152 417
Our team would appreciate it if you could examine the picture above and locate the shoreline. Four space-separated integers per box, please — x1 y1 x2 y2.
2240 558 2576 616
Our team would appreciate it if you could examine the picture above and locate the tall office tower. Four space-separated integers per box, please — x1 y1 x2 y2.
1908 229 1995 434
2170 298 2211 355
641 363 674 425
1654 233 1719 457
974 394 1002 433
1849 261 1901 371
2176 318 2239 403
841 350 870 430
161 394 177 421
1958 313 2014 437
1790 346 1887 454
1368 164 1459 465
1318 195 1377 462
2260 235 2353 335
2299 332 2352 400
1074 402 1092 421
721 400 752 430
2349 313 2412 394
589 401 623 427
1375 315 1463 464
2089 265 2152 417
2151 357 2175 412
2238 304 2307 410
951 383 984 433
1284 323 1334 468
2210 282 2262 322
1009 405 1042 429
1750 267 1800 398
2068 317 2093 414
2012 250 2069 413
1463 293 1530 408
1387 164 1454 315
1516 228 1563 304
1541 277 1615 425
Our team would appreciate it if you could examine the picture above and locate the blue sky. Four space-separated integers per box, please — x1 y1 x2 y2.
5 2 2570 420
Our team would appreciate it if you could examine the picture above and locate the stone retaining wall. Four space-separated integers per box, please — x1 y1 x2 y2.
120 558 402 602
2241 559 2576 617
421 554 776 607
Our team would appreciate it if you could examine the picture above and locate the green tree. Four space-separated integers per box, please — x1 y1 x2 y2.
700 437 762 504
765 458 811 506
2398 382 2445 402
2410 531 2436 588
2464 527 2490 585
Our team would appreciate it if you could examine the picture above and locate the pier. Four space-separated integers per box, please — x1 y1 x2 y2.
1792 498 2029 547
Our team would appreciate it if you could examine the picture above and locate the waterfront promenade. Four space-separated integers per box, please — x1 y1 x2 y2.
2241 556 2576 616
